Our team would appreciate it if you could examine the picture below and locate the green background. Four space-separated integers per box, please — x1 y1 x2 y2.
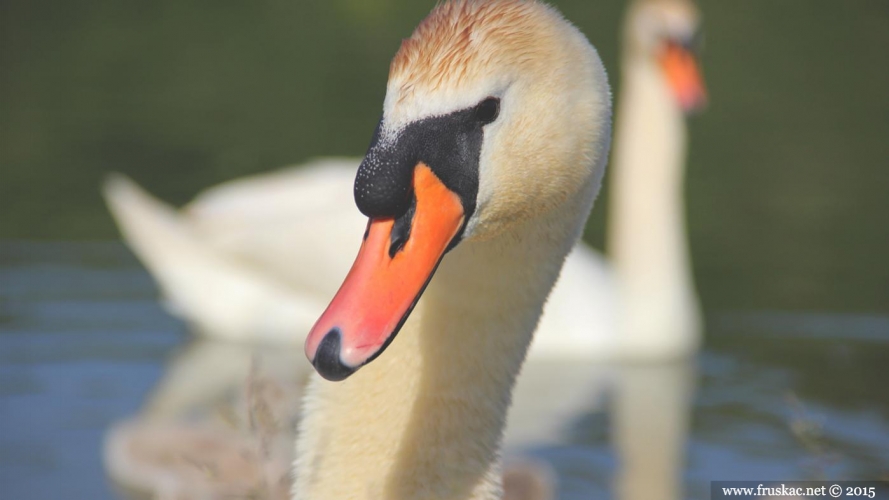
2 0 888 313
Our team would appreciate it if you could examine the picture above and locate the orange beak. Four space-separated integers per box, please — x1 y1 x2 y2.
660 42 707 113
305 163 465 380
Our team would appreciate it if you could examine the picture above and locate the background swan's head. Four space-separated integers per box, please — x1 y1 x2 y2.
307 0 611 381
625 0 706 112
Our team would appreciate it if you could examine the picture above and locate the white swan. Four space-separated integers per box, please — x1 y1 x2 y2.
100 2 705 499
102 0 705 362
292 1 611 499
529 0 706 360
607 0 706 357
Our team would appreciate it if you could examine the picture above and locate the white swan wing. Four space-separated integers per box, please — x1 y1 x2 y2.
184 158 365 298
103 174 323 342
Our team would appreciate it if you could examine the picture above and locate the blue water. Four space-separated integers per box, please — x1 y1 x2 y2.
1 242 888 500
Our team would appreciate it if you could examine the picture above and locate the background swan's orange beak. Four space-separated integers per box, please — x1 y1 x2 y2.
660 42 707 113
305 163 465 381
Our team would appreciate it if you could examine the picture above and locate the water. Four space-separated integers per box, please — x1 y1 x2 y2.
1 242 887 499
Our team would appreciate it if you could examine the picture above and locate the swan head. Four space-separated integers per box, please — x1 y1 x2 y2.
625 0 707 112
305 0 611 381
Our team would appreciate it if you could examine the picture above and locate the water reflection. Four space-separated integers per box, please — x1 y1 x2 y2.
611 362 695 500
102 336 699 500
104 340 309 499
2 243 888 500
506 359 696 500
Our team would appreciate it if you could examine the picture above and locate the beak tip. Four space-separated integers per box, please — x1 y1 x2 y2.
311 328 357 382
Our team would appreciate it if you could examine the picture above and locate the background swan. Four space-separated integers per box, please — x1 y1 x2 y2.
530 0 706 360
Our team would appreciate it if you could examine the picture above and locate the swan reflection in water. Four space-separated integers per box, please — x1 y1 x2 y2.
104 339 696 500
103 340 310 500
505 358 697 500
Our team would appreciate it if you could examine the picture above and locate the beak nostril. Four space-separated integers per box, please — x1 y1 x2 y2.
313 329 355 381
389 195 417 258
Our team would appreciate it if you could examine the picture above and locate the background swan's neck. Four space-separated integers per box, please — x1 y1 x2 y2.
293 181 597 500
606 50 701 357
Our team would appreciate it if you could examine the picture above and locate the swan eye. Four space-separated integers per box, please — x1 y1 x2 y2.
474 97 500 125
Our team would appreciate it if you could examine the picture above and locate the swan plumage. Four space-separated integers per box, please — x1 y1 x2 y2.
292 1 611 498
103 159 360 341
103 1 705 498
104 0 705 362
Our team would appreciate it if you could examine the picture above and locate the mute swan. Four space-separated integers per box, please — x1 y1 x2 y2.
293 1 611 498
107 2 696 498
608 0 706 356
102 0 705 362
530 0 706 360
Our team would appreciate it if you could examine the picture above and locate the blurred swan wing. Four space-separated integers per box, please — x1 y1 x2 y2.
184 158 366 298
103 173 324 342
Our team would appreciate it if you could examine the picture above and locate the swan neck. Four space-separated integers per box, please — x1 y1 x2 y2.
293 181 596 500
606 49 701 350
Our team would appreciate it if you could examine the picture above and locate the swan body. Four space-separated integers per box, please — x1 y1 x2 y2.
104 163 617 356
103 159 362 342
